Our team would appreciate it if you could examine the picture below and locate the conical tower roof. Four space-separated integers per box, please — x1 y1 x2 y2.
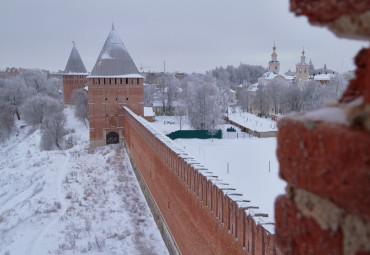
64 42 87 74
90 24 140 76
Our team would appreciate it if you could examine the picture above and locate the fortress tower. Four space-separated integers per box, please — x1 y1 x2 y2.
62 42 88 104
268 43 280 73
296 48 309 81
88 24 144 147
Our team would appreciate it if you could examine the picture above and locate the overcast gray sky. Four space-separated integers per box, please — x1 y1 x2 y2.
0 0 368 74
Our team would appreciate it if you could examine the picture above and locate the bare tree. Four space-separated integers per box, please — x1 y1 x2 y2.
166 77 180 115
71 89 89 126
40 112 68 150
0 102 14 139
21 95 63 126
327 73 348 99
253 85 269 116
157 76 168 114
46 77 63 100
0 77 30 120
281 83 303 113
144 83 156 107
301 80 328 111
18 69 48 94
184 74 226 130
175 102 187 130
266 80 284 115
156 76 180 115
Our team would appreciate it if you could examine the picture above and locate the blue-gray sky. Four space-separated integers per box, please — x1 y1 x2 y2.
0 0 367 73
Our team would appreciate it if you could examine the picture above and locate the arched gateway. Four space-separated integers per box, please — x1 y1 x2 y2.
106 131 119 144
87 24 144 148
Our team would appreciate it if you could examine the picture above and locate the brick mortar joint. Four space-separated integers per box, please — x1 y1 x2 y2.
285 185 370 255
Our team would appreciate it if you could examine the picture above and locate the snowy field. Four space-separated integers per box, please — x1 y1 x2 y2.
152 115 244 135
0 107 168 255
151 115 286 233
228 108 278 132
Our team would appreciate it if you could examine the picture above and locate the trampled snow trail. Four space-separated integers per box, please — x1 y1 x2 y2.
0 107 168 255
28 151 70 255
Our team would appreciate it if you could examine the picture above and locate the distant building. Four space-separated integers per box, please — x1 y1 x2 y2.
295 48 310 86
0 67 26 79
258 44 294 86
62 42 88 105
268 43 280 73
313 73 335 84
88 24 144 147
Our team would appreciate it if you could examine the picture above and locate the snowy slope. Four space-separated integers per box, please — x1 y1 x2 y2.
0 107 168 255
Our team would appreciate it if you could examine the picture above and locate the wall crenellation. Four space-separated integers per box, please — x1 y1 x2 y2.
123 106 282 255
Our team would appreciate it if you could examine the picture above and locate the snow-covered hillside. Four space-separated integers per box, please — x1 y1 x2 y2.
0 107 168 255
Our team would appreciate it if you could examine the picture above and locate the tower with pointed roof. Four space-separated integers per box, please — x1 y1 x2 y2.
88 24 144 147
63 42 88 104
268 43 280 73
296 48 310 82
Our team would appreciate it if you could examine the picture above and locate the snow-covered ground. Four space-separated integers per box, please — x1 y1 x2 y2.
152 115 244 136
151 115 286 234
0 107 168 255
228 108 278 132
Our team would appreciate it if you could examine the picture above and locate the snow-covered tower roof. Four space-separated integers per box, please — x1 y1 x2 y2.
64 42 88 74
90 24 140 76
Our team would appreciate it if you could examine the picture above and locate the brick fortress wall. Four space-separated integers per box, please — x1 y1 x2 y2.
123 107 283 255
63 74 87 105
274 1 370 254
88 77 144 147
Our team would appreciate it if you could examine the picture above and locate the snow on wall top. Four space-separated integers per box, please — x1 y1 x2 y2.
144 107 155 117
123 106 275 233
64 43 88 74
90 25 140 76
88 74 144 78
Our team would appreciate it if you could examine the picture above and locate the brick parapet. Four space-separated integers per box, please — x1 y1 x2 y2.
290 0 370 23
277 115 370 220
340 48 370 104
275 111 370 254
276 1 370 254
123 107 281 255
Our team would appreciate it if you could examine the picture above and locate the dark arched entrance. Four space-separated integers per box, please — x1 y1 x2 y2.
106 131 119 144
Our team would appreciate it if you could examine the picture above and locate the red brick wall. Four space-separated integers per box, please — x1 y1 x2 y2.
123 107 281 255
63 74 87 105
88 77 144 147
274 2 370 254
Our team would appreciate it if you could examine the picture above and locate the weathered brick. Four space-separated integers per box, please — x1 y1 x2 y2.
340 48 370 104
277 118 370 220
275 195 343 255
63 74 87 105
356 252 370 255
290 0 370 23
